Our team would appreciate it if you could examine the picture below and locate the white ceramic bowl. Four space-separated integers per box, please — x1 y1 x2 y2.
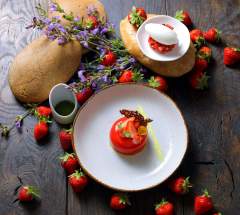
136 15 190 62
73 84 188 191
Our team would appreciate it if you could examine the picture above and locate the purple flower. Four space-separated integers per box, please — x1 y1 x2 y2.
80 41 89 49
78 70 87 82
91 27 99 35
47 22 58 31
102 75 108 82
15 120 22 129
74 16 80 22
77 30 88 41
75 35 81 41
58 24 67 33
49 3 57 12
129 57 136 64
52 16 61 21
91 81 97 89
42 17 51 25
99 48 106 58
48 34 57 41
97 65 105 70
100 27 108 35
58 36 67 45
119 64 127 70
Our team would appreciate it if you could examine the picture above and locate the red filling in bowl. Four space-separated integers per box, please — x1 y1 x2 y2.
148 24 176 54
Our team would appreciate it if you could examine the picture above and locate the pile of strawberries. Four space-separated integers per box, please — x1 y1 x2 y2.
175 10 240 90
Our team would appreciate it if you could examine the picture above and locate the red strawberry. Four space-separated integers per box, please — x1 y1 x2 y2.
189 70 209 90
128 6 147 29
85 16 98 29
36 106 52 117
119 70 133 83
101 51 117 67
194 190 213 215
18 186 40 202
60 153 79 175
148 76 168 92
34 122 48 141
118 70 143 83
198 46 212 62
68 170 88 192
59 128 72 151
169 176 192 195
224 47 240 66
76 87 93 104
155 199 174 215
195 57 209 71
204 28 221 43
190 29 205 48
110 193 130 210
175 10 192 26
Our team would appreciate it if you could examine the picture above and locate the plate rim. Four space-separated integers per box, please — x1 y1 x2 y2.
72 83 189 192
136 15 191 62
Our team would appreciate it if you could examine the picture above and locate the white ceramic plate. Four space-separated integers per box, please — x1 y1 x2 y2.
136 15 190 62
73 84 188 191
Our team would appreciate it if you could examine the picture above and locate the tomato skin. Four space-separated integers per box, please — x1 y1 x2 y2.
110 117 147 155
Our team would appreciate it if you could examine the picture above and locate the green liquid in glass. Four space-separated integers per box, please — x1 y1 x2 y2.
55 101 75 116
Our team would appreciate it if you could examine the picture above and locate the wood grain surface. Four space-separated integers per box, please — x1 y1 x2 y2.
0 0 239 214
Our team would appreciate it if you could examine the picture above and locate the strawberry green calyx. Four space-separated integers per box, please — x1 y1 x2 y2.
117 193 131 205
194 37 205 49
182 177 192 193
235 48 240 52
155 198 168 209
64 127 73 134
148 76 160 88
132 70 144 82
60 152 76 162
69 170 85 179
25 186 40 198
129 7 145 28
34 110 52 124
215 29 222 42
175 10 184 21
197 72 209 90
202 189 211 197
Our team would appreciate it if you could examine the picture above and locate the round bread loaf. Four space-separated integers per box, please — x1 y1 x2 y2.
8 36 82 103
120 14 196 77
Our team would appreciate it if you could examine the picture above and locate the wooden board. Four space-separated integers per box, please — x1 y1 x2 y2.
0 0 239 214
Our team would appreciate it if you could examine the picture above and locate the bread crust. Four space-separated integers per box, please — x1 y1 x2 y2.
8 36 82 103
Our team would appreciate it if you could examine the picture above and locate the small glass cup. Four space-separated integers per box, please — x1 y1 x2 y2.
49 83 78 125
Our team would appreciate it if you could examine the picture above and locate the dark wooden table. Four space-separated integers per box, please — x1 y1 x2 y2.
0 0 239 214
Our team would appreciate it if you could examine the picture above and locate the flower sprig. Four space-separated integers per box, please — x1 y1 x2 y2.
0 104 38 137
26 2 148 93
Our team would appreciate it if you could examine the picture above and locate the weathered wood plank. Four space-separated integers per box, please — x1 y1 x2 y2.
0 1 67 215
0 0 239 214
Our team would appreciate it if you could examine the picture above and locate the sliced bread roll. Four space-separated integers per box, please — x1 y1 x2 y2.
120 14 196 77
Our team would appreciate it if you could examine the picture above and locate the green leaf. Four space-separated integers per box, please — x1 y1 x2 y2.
175 10 184 21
